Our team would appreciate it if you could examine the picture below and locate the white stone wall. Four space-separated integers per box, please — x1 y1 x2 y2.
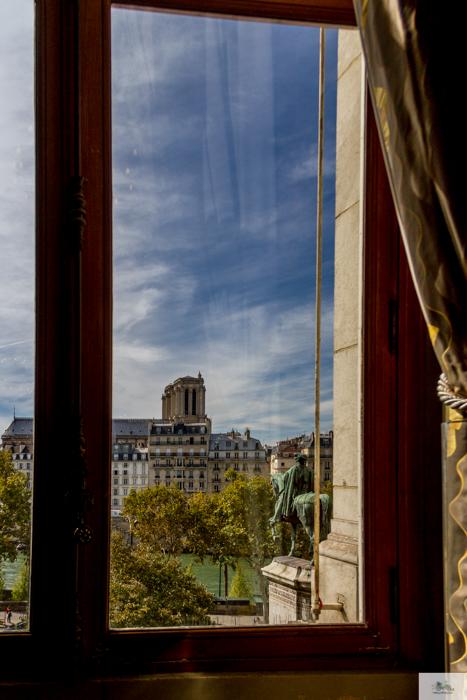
318 28 364 623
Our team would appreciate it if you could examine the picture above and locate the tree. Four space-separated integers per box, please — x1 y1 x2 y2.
219 470 277 623
121 485 232 561
122 484 191 556
0 452 31 563
229 560 253 601
109 532 213 628
11 559 29 601
121 476 278 621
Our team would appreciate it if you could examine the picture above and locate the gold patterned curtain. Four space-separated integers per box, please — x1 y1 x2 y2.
353 0 466 671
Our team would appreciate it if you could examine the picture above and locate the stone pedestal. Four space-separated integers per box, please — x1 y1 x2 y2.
262 556 314 624
318 527 358 623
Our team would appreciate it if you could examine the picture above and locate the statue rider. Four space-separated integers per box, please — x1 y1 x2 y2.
272 453 313 527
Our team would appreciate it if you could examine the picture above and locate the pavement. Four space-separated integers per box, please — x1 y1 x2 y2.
209 615 264 626
1 611 27 630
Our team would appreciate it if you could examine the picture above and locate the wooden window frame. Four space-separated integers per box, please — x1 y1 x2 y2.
0 0 443 679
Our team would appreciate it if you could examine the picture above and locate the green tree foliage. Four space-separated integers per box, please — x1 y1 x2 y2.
229 560 253 601
0 452 31 563
109 532 213 628
122 484 190 556
121 475 278 623
122 484 232 561
219 470 277 622
11 560 29 601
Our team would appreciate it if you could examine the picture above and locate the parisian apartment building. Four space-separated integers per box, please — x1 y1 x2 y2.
209 428 269 493
270 431 333 486
0 373 270 511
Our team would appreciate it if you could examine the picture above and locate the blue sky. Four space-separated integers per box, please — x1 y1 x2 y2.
0 5 337 447
0 0 35 433
111 10 338 445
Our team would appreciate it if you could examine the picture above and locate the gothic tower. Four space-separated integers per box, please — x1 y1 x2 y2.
161 372 206 422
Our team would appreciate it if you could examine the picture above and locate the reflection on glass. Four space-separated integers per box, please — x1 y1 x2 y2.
111 9 352 628
0 0 35 631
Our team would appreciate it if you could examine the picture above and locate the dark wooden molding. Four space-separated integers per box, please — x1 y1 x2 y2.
113 0 356 26
0 0 443 680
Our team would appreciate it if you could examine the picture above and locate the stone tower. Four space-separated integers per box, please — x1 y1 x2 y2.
161 372 206 422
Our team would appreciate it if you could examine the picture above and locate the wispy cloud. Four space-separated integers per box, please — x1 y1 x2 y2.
288 143 336 183
0 0 35 430
110 10 338 445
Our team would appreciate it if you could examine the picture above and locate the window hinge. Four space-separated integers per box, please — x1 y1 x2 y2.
389 300 398 354
389 566 399 625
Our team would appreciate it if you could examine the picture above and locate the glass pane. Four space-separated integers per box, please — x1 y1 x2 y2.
0 0 35 631
111 9 362 628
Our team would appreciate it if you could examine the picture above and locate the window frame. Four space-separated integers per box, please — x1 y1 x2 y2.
0 0 443 680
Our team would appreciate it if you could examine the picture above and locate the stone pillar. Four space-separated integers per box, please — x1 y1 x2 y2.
162 394 167 419
318 29 363 623
170 389 175 418
200 386 205 416
175 387 182 417
188 388 193 417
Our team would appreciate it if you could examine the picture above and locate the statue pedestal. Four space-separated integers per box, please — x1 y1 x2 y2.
262 556 315 624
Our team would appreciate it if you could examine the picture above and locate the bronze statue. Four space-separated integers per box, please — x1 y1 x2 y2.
270 453 332 563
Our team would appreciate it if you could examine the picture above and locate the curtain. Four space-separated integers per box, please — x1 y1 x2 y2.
353 0 466 672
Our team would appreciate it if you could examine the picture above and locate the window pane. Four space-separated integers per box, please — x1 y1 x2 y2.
111 9 361 628
0 0 35 631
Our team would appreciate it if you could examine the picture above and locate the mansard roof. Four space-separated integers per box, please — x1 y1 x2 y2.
2 418 34 436
209 432 264 450
112 419 149 436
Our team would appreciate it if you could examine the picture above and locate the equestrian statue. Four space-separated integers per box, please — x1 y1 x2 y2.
269 453 332 563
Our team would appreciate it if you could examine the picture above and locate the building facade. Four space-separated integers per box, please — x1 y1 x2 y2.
111 419 149 509
1 374 270 511
271 431 333 487
0 417 34 492
208 428 269 495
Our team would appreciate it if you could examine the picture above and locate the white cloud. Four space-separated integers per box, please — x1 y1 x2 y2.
288 143 335 183
0 0 35 432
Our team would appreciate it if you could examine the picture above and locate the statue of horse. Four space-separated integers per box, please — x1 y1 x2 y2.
270 472 332 563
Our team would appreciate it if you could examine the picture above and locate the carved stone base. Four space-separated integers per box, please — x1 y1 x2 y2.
261 556 315 624
318 531 358 622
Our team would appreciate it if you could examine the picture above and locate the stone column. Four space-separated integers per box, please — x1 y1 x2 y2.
318 29 363 623
200 386 205 416
162 394 167 419
188 388 193 417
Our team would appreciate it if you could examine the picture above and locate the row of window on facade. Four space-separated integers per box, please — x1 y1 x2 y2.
152 448 206 456
212 452 261 459
113 477 147 485
12 453 33 460
112 464 147 474
153 425 207 435
113 453 148 460
213 441 260 449
154 470 204 479
150 436 206 445
152 459 205 467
